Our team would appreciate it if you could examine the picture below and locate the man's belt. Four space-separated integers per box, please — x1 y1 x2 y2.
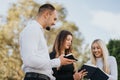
25 72 50 80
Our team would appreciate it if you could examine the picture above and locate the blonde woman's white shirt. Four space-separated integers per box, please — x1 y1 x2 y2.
19 20 60 80
86 56 118 80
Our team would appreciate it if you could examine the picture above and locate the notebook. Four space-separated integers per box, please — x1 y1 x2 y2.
64 53 78 61
78 64 109 80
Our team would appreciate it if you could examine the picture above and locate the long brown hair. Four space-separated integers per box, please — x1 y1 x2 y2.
52 30 73 57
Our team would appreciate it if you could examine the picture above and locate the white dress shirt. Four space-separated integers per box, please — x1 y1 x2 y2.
87 56 118 80
19 20 61 80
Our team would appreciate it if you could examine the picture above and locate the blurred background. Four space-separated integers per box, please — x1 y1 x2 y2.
0 0 120 80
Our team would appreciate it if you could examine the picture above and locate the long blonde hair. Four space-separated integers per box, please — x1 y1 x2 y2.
90 39 110 74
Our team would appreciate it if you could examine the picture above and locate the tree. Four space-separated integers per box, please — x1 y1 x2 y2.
0 0 88 79
107 39 120 80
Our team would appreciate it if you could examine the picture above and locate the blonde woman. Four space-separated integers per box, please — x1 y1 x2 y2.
87 39 118 80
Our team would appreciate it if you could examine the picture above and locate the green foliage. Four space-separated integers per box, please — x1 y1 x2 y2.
107 39 120 80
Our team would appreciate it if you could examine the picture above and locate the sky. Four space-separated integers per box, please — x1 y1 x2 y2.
0 0 120 45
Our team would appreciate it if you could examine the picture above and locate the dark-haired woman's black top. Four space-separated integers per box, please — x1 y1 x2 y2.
50 51 74 80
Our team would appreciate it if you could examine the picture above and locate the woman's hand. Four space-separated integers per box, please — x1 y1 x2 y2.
73 72 81 80
73 69 87 80
78 69 88 79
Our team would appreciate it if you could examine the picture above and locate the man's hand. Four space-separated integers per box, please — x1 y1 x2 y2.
59 54 75 66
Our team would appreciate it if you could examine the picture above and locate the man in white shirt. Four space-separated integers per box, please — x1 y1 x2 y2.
19 4 75 80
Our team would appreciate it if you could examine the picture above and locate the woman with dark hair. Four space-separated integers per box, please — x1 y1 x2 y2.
50 30 87 80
